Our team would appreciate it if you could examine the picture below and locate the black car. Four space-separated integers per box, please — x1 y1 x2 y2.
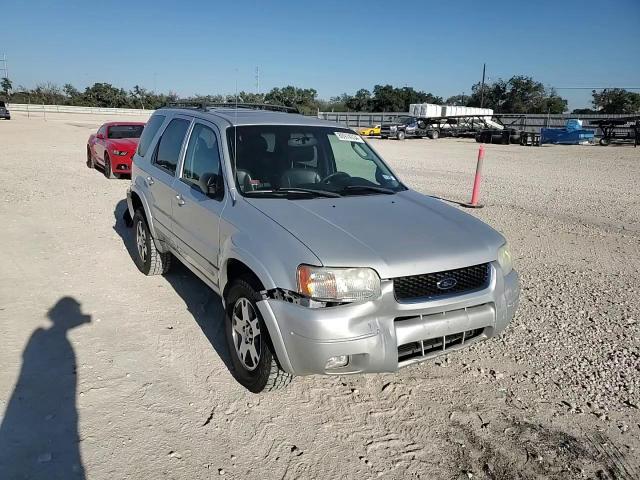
0 101 10 120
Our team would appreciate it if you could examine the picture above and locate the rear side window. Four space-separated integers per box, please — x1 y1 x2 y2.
137 115 166 157
152 118 190 175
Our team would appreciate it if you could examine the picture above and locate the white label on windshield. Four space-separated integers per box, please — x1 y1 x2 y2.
334 131 364 143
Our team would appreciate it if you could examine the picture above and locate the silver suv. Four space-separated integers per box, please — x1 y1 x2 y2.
126 103 520 393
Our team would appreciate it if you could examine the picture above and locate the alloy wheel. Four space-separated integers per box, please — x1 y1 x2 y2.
231 297 262 371
136 220 148 263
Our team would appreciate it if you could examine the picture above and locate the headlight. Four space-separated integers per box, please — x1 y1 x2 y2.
112 149 128 156
497 243 513 275
297 265 381 302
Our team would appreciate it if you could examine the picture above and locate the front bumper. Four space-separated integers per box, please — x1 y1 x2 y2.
257 263 519 376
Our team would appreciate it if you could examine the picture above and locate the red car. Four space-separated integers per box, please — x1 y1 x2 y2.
87 122 145 178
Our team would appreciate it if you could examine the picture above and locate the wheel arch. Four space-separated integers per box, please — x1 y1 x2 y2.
127 188 161 249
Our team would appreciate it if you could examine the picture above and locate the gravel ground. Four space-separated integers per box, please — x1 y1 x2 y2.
0 112 639 479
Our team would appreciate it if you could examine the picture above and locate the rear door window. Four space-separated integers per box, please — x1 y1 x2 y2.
181 123 223 192
137 114 166 157
152 118 190 175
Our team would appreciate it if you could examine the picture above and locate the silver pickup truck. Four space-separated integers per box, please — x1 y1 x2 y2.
126 103 520 393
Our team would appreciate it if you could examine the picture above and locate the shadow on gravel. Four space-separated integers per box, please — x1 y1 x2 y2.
0 297 90 479
112 200 233 373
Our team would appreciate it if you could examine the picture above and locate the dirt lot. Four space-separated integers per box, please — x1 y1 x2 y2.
1 112 639 479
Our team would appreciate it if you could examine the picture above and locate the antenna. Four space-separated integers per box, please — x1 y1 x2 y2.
233 69 239 203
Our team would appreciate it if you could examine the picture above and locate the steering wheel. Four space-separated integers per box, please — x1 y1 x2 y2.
321 171 351 185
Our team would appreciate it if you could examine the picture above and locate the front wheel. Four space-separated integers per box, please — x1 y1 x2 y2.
599 137 610 146
225 278 293 393
104 154 116 179
87 147 94 168
397 130 406 141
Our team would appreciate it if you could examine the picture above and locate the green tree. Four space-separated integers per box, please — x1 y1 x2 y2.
445 94 468 105
467 76 567 113
80 83 131 108
591 88 640 114
345 89 373 111
1 77 12 96
264 86 318 114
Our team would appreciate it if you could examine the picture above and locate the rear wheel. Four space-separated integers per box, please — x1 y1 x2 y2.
397 130 406 141
104 153 116 179
599 137 610 146
225 278 293 393
132 210 171 275
428 130 439 140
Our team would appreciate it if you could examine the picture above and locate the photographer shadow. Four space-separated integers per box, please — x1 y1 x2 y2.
0 297 90 479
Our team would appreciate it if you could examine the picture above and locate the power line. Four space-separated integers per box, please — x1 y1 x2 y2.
554 87 640 90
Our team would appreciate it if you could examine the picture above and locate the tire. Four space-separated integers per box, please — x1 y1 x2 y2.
225 278 293 393
104 153 116 179
599 137 610 146
428 130 439 140
132 209 172 276
397 130 406 141
87 147 95 169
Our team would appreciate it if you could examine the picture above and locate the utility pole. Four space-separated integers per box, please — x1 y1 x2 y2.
0 53 8 80
255 66 260 94
480 63 486 108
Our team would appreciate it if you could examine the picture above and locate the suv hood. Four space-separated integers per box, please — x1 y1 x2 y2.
246 190 505 279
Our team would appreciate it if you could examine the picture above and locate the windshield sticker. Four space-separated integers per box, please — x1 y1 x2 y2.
381 174 396 181
334 131 365 143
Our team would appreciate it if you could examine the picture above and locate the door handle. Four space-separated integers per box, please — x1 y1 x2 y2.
176 194 185 206
145 176 154 186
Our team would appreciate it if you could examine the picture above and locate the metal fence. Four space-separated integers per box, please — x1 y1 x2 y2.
7 103 153 116
317 111 637 135
317 112 408 128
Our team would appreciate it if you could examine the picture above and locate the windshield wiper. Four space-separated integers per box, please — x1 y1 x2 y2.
342 185 396 195
245 188 341 198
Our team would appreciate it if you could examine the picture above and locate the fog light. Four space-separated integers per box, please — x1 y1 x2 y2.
325 355 349 369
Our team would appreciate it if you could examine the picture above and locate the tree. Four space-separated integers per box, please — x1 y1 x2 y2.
445 94 468 106
264 86 318 114
82 83 131 108
1 77 12 96
467 76 567 113
370 85 442 112
591 89 640 114
345 89 373 111
572 108 597 114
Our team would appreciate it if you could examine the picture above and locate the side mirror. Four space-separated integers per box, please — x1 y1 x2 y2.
96 133 104 140
198 172 223 199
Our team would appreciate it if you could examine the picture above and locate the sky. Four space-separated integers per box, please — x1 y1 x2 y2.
2 0 639 110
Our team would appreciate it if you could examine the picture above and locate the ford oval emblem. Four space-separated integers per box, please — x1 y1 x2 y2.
437 277 457 290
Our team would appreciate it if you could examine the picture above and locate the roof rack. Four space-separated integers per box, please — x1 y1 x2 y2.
165 101 300 114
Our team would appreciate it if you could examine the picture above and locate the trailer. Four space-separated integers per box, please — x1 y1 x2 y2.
380 114 502 140
589 116 640 146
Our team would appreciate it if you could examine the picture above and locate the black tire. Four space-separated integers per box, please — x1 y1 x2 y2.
599 137 610 146
428 130 439 140
397 130 406 141
87 147 94 168
104 153 116 179
132 209 171 276
225 278 293 393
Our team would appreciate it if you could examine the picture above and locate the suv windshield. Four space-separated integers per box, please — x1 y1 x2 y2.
108 125 144 139
227 125 406 197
